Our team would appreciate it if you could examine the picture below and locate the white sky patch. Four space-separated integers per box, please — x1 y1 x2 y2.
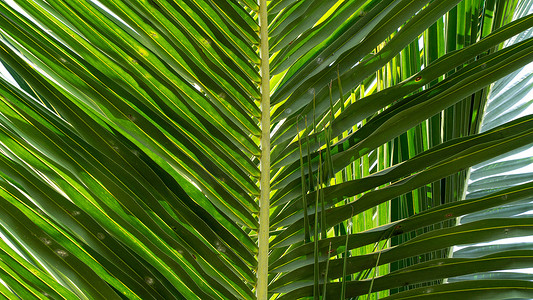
351 60 361 69
364 77 377 96
90 0 137 33
453 235 533 253
0 61 19 87
0 278 9 292
192 83 202 92
516 209 533 217
2 0 38 26
271 118 285 137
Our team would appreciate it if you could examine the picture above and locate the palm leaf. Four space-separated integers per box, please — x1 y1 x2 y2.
0 0 531 299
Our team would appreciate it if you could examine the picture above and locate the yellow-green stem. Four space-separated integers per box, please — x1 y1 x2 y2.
257 0 270 299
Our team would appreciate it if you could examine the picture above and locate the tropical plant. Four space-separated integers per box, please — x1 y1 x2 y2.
0 0 532 299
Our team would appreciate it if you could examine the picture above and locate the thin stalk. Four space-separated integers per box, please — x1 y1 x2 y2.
305 116 314 191
320 159 326 239
340 208 353 299
325 83 335 181
314 145 322 300
257 0 270 298
366 230 394 299
322 242 332 299
321 124 328 240
312 92 318 187
337 67 345 113
297 118 310 242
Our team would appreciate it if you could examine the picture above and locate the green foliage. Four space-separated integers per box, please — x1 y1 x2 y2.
0 0 531 299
